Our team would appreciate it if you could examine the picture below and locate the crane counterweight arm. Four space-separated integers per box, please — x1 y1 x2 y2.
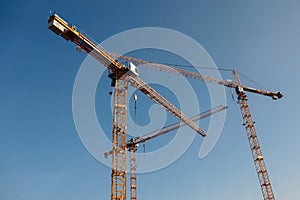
48 14 125 73
128 75 206 137
107 53 283 100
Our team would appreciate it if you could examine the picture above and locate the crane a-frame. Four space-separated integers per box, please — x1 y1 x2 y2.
48 14 282 200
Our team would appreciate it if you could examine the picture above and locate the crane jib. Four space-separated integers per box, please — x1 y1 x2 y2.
106 53 283 100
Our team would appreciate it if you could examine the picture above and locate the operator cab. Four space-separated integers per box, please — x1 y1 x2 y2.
125 62 139 76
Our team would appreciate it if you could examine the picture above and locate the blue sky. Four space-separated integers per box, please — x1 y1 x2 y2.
1 0 300 199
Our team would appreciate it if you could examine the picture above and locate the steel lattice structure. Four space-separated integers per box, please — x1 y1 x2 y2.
48 14 281 200
234 71 275 200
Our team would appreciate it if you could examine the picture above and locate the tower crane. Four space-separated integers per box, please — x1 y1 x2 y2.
48 14 207 200
104 105 228 200
106 54 282 200
48 14 282 200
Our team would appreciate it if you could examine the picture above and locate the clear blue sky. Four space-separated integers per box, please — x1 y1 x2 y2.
1 0 300 199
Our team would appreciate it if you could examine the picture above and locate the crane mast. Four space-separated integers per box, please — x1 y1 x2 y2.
129 145 138 200
233 70 275 200
111 73 128 200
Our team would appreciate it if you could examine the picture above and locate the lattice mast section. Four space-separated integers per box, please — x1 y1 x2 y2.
234 70 275 200
111 73 128 200
129 145 138 200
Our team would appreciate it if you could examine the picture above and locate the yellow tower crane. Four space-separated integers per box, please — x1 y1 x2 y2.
48 14 207 200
